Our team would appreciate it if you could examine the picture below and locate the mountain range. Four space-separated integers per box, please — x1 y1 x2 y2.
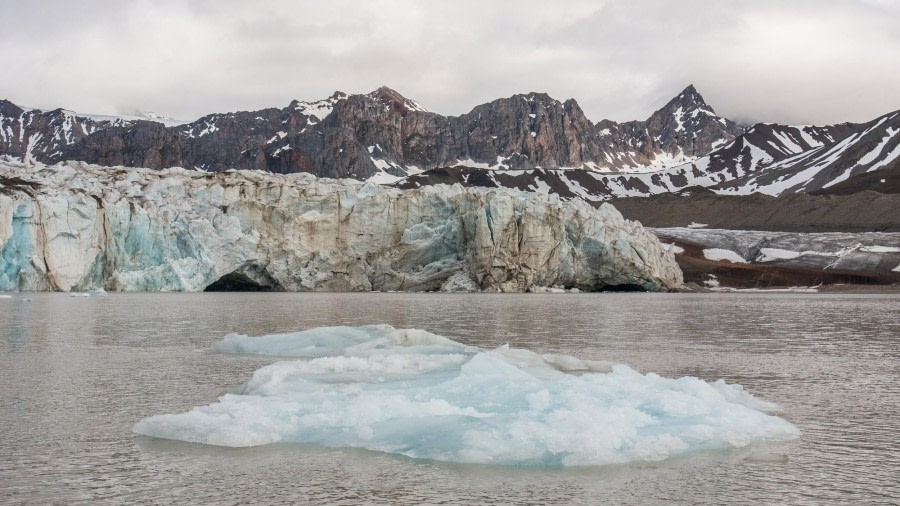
1 86 897 201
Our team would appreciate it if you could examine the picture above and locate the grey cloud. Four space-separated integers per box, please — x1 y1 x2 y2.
1 0 898 125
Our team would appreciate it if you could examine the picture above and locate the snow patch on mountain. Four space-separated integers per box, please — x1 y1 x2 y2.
293 92 348 121
702 248 747 263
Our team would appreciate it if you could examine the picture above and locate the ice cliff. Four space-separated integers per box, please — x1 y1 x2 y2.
0 160 683 292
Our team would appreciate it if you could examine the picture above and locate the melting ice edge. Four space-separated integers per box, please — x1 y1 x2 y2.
133 325 799 467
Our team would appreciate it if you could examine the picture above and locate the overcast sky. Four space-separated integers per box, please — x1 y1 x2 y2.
3 0 899 125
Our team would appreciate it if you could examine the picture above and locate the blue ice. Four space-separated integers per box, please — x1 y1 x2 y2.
134 325 800 467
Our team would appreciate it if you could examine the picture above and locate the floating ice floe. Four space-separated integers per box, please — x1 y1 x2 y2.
69 288 108 297
529 285 582 293
707 286 818 293
134 325 800 467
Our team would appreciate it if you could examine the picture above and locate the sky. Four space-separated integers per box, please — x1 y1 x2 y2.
3 0 899 125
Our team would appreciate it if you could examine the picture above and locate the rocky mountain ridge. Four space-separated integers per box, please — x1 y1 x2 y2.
0 85 741 180
400 109 899 200
4 87 896 203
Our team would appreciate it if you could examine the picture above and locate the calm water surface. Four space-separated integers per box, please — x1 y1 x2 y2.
1 293 898 505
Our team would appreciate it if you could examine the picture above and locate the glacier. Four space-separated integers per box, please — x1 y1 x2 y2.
0 160 682 292
133 325 800 467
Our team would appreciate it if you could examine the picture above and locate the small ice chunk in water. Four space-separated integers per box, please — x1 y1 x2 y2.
69 288 108 297
134 325 800 467
211 324 475 358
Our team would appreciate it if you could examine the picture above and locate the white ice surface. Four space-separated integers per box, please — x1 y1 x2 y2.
134 325 800 467
367 171 404 184
293 95 344 121
662 243 684 254
861 246 900 253
69 288 108 297
758 248 802 262
708 287 818 293
703 249 747 263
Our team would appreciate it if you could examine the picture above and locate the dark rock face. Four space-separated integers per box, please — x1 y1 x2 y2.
67 121 186 169
0 85 744 179
0 100 128 164
14 85 892 201
449 94 604 170
399 110 900 202
367 86 428 116
379 93 609 172
395 86 743 172
596 85 744 169
5 87 898 215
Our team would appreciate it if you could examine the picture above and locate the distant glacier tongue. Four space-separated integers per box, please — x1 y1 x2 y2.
133 325 799 467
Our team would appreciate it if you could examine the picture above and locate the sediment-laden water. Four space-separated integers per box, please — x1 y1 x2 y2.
1 293 898 504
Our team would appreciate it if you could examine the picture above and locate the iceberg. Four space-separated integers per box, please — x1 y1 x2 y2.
134 325 800 467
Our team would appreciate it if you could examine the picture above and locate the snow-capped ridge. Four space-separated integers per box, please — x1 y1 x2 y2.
1 85 740 177
290 91 348 121
713 111 899 196
5 87 894 201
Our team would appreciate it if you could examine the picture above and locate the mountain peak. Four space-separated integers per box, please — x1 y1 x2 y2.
368 85 403 97
366 86 427 115
0 99 24 116
670 84 709 110
634 85 743 160
649 84 723 124
508 92 561 105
